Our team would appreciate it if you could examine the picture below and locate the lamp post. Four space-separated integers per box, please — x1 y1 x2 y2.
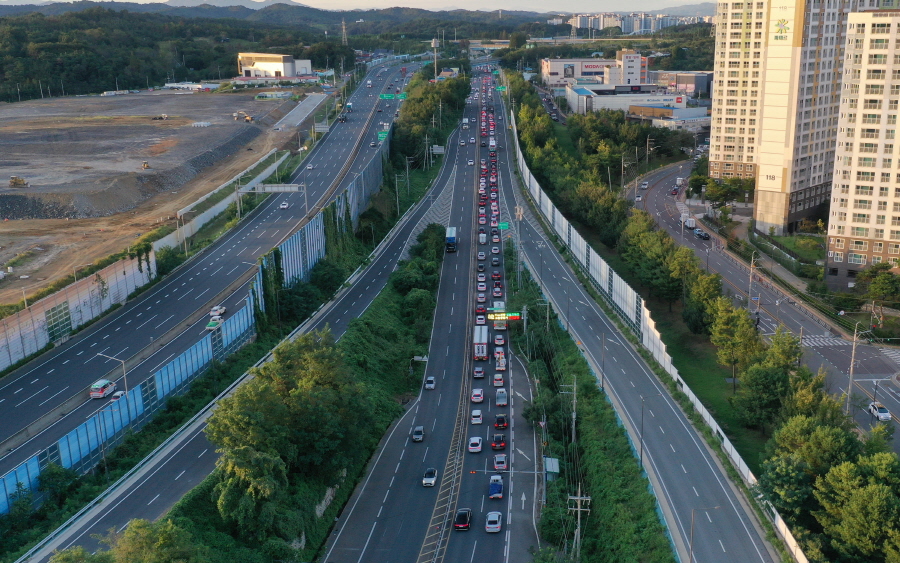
639 393 662 466
536 241 546 283
845 321 862 415
689 506 721 563
96 353 129 395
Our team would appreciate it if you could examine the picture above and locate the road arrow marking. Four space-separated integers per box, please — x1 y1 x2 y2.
521 492 527 510
515 391 529 402
516 448 531 461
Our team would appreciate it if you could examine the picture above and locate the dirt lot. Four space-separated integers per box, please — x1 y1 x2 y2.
0 88 320 305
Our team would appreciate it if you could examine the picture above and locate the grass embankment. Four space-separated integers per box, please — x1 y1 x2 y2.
503 245 675 563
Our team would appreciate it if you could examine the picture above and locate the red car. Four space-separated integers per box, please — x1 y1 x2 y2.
476 304 486 314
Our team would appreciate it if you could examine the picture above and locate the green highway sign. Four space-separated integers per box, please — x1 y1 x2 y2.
492 70 500 75
379 94 395 99
398 93 408 99
495 86 507 91
377 131 389 140
499 222 509 229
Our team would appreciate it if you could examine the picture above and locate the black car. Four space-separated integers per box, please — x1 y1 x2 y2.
477 263 486 272
491 257 500 267
494 414 508 429
481 141 487 147
491 271 502 280
454 508 473 530
491 433 506 450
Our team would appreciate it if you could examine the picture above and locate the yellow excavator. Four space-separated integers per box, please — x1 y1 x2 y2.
142 161 151 170
9 176 28 188
233 111 253 123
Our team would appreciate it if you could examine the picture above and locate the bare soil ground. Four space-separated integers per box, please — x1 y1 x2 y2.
0 88 323 305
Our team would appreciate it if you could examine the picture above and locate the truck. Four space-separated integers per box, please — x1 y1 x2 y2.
489 137 496 151
492 301 507 331
676 177 684 187
446 226 457 252
479 233 487 245
474 326 489 361
683 216 696 229
345 102 353 113
401 66 408 78
489 474 503 499
367 80 372 88
495 348 507 371
462 117 469 130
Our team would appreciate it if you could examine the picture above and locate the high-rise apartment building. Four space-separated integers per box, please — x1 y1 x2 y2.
709 0 868 235
827 7 900 283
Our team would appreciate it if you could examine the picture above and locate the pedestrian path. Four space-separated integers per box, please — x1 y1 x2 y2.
802 335 851 347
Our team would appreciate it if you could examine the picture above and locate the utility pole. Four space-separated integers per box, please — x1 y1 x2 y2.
748 251 757 311
646 136 654 171
341 18 348 46
567 482 591 562
846 322 861 415
394 174 400 216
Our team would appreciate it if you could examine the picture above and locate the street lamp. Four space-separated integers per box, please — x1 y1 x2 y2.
73 263 93 282
640 393 662 466
96 353 129 395
689 506 721 563
536 241 546 283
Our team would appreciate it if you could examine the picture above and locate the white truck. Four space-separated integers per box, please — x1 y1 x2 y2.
462 117 469 129
474 326 489 361
676 177 684 187
495 348 507 371
366 80 372 88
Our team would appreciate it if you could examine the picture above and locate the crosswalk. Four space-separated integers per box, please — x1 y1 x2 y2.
880 347 900 366
802 336 851 347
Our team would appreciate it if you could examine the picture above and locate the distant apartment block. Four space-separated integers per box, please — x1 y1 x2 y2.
566 12 711 34
237 53 312 78
708 0 865 235
828 8 900 283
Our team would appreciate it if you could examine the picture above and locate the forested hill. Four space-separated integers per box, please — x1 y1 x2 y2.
0 7 331 102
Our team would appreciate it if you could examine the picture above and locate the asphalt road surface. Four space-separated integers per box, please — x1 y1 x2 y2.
0 63 414 477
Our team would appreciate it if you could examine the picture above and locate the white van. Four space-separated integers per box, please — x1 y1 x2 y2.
90 379 117 399
495 389 508 407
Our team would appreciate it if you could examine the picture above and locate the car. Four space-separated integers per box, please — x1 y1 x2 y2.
479 206 486 214
454 508 473 530
472 388 484 403
492 235 500 243
474 366 485 378
377 108 382 112
869 401 892 421
471 410 483 424
491 434 506 450
470 137 476 144
210 305 227 316
477 293 487 303
468 437 483 452
306 164 314 170
491 227 499 235
476 315 486 325
496 388 508 406
491 246 500 254
461 140 467 146
694 229 711 240
477 252 486 260
279 201 290 209
370 141 377 147
477 282 487 292
493 453 507 471
635 195 643 202
206 316 224 330
485 511 502 533
477 273 486 282
671 188 679 195
493 280 503 289
641 181 649 189
467 159 474 165
477 263 486 272
412 425 425 442
424 376 435 390
494 334 505 346
493 373 504 387
475 304 486 314
491 271 502 280
478 216 487 225
110 390 127 401
495 414 508 428
422 467 437 487
492 288 503 298
491 257 500 267
481 141 487 146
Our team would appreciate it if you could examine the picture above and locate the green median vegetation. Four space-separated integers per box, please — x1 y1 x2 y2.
501 245 675 563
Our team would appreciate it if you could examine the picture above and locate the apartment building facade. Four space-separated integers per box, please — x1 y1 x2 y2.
828 8 900 283
708 0 867 235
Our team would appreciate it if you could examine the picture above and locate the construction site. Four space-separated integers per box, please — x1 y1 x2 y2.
0 87 324 304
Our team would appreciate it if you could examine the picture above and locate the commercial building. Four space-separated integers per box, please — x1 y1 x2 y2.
628 105 711 131
540 50 647 88
827 9 900 283
566 84 688 114
708 0 859 235
647 70 714 96
237 53 312 78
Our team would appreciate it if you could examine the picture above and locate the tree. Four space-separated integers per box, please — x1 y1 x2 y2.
213 447 290 539
756 454 816 524
49 547 110 563
731 363 789 431
763 326 802 372
509 31 527 49
682 272 721 334
768 415 862 477
710 298 761 387
103 519 208 563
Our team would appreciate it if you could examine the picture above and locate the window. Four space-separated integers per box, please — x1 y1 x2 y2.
866 84 885 95
863 114 882 124
856 185 874 195
875 242 884 252
873 23 891 33
848 253 867 265
858 171 876 181
852 228 871 237
870 54 889 64
864 100 883 110
868 69 887 79
879 201 888 211
833 238 845 249
854 199 872 209
862 128 879 138
852 240 869 251
860 142 878 153
890 243 900 254
858 157 877 167
834 252 844 262
877 215 887 224
891 230 900 240
853 213 871 223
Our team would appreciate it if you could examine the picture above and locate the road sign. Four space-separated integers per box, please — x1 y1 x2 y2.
499 222 509 229
507 312 521 320
488 312 520 321
398 93 408 99
492 70 500 75
377 131 388 140
751 296 759 301
495 86 507 91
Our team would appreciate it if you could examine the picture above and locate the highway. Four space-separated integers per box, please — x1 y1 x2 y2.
323 72 540 563
635 165 900 446
0 63 414 477
494 86 778 561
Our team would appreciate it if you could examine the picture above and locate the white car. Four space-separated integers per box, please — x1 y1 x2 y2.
471 388 484 403
468 436 483 452
279 201 289 209
306 164 314 170
635 195 643 202
476 315 486 325
424 376 435 390
869 401 892 421
477 252 486 260
210 305 226 316
422 467 437 487
471 409 483 424
494 334 505 346
470 137 476 143
493 453 507 470
485 511 502 533
491 246 500 254
468 159 474 165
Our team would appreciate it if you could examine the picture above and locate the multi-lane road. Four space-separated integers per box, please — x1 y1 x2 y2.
0 63 413 476
635 165 900 443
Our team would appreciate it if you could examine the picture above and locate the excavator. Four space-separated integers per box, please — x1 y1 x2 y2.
9 176 28 188
233 111 253 123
